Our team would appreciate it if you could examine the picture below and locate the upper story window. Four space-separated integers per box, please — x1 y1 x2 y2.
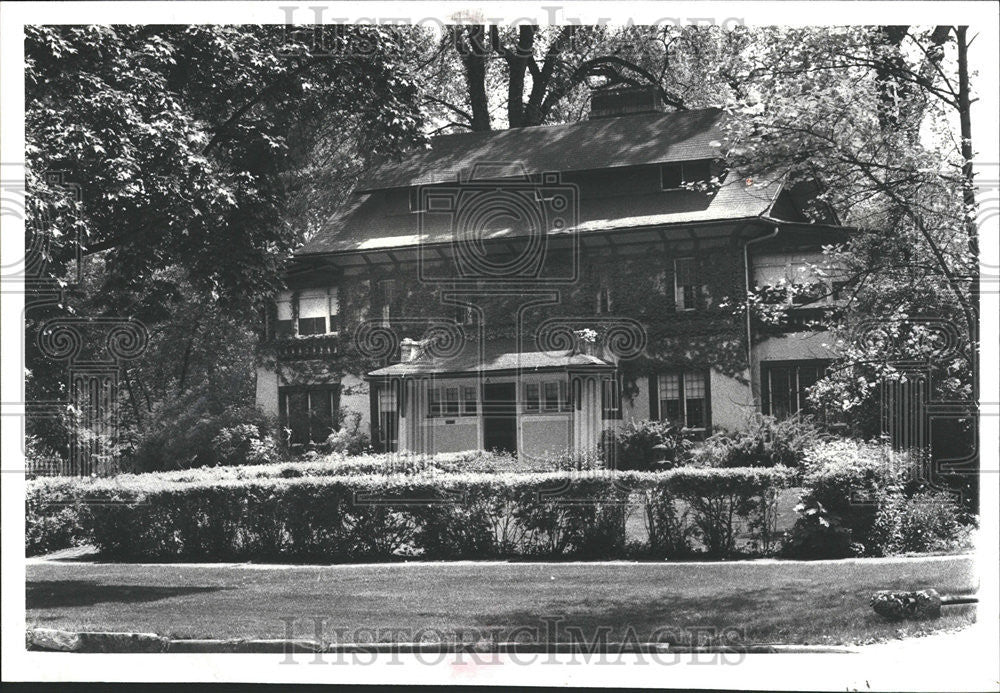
595 269 613 314
660 159 713 190
375 279 396 326
674 258 709 311
753 252 846 307
275 287 339 338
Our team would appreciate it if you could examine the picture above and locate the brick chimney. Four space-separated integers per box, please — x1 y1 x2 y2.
589 86 664 120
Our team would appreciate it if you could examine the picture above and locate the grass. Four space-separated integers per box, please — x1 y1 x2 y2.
26 555 976 646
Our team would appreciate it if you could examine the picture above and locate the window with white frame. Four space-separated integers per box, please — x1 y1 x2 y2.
674 258 709 311
602 377 622 419
524 379 571 413
275 287 339 337
761 360 829 418
753 252 845 307
656 371 709 429
427 383 478 418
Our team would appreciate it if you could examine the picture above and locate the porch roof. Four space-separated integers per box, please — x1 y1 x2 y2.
365 339 615 379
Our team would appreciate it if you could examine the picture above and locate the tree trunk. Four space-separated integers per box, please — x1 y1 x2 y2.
955 25 978 397
458 26 491 132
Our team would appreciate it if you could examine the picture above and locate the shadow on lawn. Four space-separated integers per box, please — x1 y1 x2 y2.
26 580 228 609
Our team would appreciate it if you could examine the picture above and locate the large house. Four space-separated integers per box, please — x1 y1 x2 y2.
256 88 848 460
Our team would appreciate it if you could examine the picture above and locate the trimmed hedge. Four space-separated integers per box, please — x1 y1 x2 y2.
28 466 796 561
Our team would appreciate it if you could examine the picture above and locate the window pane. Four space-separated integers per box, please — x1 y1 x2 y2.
684 374 705 399
285 391 309 445
661 399 682 422
525 383 539 411
658 374 680 400
445 387 459 415
685 397 705 428
429 387 441 417
674 258 696 285
559 381 570 411
299 292 329 319
683 159 712 183
297 317 325 335
308 390 334 444
797 366 821 412
463 386 477 415
544 382 559 410
768 367 793 418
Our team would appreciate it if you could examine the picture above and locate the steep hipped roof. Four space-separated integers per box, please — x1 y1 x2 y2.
357 108 726 192
296 174 784 257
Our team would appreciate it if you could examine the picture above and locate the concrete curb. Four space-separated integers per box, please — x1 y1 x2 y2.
25 628 857 654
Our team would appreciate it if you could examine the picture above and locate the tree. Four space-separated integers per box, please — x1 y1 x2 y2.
26 25 427 303
724 27 980 486
24 25 431 467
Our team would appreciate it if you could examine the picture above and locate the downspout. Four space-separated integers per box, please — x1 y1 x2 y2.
744 225 781 411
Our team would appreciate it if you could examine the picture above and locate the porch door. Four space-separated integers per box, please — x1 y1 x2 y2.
482 382 517 455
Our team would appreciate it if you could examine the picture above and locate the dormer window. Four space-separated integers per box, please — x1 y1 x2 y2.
660 159 713 190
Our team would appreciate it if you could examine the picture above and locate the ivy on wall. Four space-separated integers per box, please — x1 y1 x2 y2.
262 235 753 390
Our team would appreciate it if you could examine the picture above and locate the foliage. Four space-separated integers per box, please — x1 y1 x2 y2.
211 424 281 467
725 27 978 455
779 439 974 558
128 402 282 472
321 410 371 456
688 415 825 468
793 439 909 552
606 419 692 471
870 490 974 556
27 460 794 561
25 477 90 556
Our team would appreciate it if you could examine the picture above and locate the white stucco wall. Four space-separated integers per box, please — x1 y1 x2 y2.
255 365 279 416
710 368 755 431
520 414 572 462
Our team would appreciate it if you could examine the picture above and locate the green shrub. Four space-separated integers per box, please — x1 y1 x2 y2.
796 439 909 551
666 467 796 556
128 402 281 472
780 439 918 558
211 424 280 466
688 415 824 468
870 489 974 556
32 464 790 561
606 419 691 471
25 478 89 556
322 410 371 456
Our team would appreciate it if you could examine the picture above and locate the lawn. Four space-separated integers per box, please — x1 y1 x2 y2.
26 555 976 647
